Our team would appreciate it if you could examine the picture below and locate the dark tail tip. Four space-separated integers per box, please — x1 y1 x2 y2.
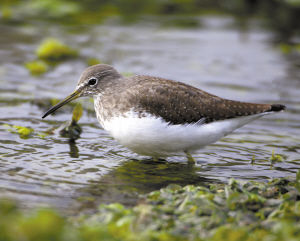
270 104 286 112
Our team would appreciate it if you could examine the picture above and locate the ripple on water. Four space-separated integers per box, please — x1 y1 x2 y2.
0 18 299 213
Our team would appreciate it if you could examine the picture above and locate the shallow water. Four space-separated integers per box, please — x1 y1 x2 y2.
0 17 299 213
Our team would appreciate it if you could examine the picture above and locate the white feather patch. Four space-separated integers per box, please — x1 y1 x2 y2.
96 109 270 157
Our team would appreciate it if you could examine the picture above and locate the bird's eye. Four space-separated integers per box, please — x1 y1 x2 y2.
88 78 97 86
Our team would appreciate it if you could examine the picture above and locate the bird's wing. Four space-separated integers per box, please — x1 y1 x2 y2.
125 75 280 125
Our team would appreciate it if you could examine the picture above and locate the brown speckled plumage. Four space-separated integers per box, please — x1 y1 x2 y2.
96 74 285 125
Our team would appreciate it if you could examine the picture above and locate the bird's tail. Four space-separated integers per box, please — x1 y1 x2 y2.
269 104 286 112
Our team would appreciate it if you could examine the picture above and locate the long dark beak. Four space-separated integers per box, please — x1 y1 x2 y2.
42 89 81 119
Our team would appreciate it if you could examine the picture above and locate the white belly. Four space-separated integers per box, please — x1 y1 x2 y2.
97 110 268 158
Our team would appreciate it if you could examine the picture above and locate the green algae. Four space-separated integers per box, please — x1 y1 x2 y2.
13 125 33 138
72 103 83 123
1 172 299 241
279 43 300 55
25 60 48 75
1 6 12 19
2 123 53 139
270 150 284 164
59 103 83 141
36 38 77 61
2 124 34 139
25 38 78 76
87 58 101 66
72 172 300 240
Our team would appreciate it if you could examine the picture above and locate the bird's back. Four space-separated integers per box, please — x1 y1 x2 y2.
105 75 284 125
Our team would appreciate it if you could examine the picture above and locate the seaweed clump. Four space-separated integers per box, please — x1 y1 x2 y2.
25 60 48 75
1 171 300 241
2 124 34 139
59 103 83 141
36 38 78 61
25 38 78 76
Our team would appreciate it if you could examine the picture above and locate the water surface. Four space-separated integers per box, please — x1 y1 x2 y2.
0 17 299 213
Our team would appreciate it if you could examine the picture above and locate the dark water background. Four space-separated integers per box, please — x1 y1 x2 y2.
0 17 299 214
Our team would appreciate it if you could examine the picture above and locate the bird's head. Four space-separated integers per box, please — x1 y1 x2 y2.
42 64 121 119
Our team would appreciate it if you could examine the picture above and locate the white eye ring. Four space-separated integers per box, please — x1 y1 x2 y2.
88 77 97 86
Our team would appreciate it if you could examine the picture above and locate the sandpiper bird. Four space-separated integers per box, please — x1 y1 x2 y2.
42 64 285 163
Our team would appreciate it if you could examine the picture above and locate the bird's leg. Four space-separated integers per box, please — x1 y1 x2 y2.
184 151 196 164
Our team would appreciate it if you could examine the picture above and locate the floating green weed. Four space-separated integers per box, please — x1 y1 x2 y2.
80 173 300 240
72 103 83 123
50 98 60 106
279 43 300 55
25 60 48 75
36 38 77 61
87 58 101 66
2 124 34 138
14 125 33 138
279 43 293 54
25 38 78 75
59 103 83 140
270 150 284 164
2 124 52 139
1 6 12 19
0 172 300 241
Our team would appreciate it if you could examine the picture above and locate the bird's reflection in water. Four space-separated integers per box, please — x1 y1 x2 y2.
68 140 79 158
77 157 218 211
